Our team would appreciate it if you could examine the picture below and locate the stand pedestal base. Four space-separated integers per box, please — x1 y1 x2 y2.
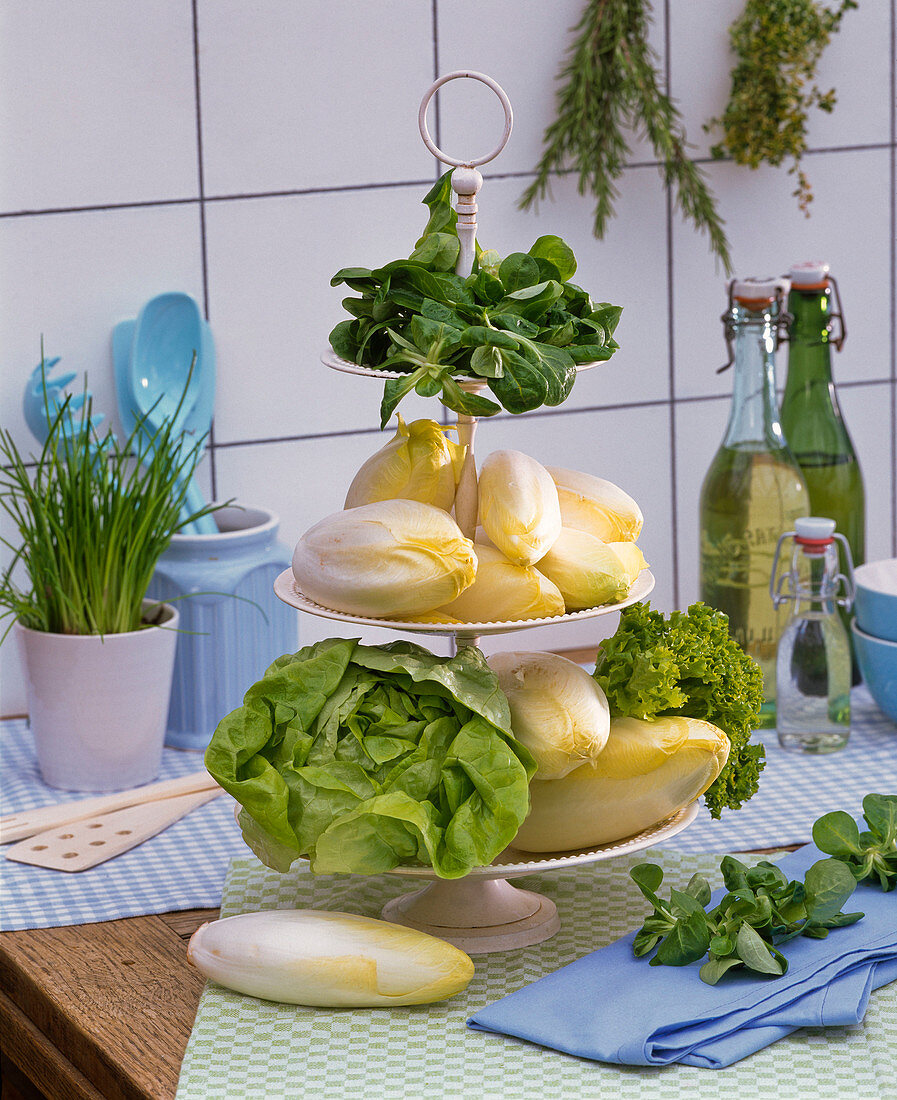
381 876 560 953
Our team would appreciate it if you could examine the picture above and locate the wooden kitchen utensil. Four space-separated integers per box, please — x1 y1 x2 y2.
4 786 223 871
0 769 219 844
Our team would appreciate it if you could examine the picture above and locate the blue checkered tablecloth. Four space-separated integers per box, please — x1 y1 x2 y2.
0 718 248 931
658 684 897 852
1 688 895 931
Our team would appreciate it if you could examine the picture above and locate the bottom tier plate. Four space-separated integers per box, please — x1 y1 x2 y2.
384 800 699 880
378 803 698 952
280 802 698 953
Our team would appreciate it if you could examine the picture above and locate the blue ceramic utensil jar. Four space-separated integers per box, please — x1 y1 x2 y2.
148 505 298 750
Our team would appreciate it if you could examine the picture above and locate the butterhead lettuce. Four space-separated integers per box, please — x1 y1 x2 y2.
205 638 535 879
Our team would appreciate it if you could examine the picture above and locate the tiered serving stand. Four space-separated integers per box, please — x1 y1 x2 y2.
273 72 696 952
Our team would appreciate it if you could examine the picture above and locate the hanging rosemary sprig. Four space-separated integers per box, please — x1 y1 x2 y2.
520 0 732 273
706 0 858 214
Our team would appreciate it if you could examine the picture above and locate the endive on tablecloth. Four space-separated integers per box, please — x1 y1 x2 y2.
188 909 474 1007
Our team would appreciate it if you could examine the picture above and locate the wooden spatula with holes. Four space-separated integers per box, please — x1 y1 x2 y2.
0 769 220 845
4 786 223 871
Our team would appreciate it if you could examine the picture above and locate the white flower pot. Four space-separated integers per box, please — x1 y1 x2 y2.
15 602 179 791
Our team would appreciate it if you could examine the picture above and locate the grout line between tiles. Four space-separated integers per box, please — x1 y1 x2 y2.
3 145 895 223
8 375 894 474
663 0 680 609
191 0 217 503
200 376 897 454
431 0 448 437
891 0 897 555
208 403 707 451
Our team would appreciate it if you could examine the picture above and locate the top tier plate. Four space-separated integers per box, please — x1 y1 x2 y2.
321 346 602 381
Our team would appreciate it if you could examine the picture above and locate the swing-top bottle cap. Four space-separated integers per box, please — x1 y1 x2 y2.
788 262 830 290
794 516 836 549
732 276 787 308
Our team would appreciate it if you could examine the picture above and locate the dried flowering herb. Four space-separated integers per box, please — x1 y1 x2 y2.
706 0 858 214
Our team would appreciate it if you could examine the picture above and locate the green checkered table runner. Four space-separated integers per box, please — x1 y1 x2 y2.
176 851 897 1100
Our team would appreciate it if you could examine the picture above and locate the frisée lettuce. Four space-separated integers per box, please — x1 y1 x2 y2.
593 601 765 818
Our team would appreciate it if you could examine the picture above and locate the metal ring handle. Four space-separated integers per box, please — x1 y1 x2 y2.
418 71 513 168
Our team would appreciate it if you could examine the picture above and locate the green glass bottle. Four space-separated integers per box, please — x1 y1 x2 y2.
700 278 810 728
779 262 865 581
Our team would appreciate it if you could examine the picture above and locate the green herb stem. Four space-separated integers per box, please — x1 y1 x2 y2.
0 361 220 637
706 0 858 214
520 0 732 273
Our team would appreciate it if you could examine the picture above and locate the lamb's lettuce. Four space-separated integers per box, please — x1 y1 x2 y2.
329 170 622 427
205 638 535 879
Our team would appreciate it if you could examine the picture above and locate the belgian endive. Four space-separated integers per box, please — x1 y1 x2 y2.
478 450 562 566
437 544 564 623
292 499 476 618
512 715 730 852
537 528 647 611
188 910 474 1007
345 416 466 512
488 651 610 779
546 466 643 542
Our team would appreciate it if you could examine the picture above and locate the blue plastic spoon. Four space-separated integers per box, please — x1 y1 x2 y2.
115 294 217 534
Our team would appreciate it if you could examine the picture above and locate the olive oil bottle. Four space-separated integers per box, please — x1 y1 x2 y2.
700 278 810 727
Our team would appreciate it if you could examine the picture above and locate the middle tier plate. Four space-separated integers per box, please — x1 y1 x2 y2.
273 567 655 637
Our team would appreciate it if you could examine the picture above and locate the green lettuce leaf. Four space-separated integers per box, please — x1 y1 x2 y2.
593 602 765 818
205 638 535 878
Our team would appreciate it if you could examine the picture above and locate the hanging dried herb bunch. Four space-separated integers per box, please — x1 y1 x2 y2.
706 0 858 214
520 0 732 273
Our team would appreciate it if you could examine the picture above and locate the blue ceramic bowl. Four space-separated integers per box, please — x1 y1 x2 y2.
854 559 897 643
852 621 897 726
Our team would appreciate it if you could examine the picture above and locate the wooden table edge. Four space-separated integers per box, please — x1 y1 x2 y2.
0 908 217 1100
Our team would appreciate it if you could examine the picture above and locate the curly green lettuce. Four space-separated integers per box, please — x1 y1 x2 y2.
205 637 535 879
593 602 765 817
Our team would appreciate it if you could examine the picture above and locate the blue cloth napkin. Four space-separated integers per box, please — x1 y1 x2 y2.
468 837 897 1069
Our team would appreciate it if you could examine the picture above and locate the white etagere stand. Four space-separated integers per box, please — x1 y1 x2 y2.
274 73 694 952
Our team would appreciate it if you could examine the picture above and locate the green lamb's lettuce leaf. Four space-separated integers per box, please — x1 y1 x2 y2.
326 170 622 423
813 794 897 891
593 601 765 818
205 638 535 879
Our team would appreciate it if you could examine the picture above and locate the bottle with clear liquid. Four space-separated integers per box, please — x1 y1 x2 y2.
770 517 855 753
779 262 865 670
700 278 810 728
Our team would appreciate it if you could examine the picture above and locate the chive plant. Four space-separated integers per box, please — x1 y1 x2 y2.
0 366 217 637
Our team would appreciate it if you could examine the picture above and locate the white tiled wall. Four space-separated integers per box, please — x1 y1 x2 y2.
2 1 894 715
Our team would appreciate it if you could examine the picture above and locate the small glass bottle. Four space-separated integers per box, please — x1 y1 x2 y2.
780 262 865 672
770 517 855 753
700 278 810 728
